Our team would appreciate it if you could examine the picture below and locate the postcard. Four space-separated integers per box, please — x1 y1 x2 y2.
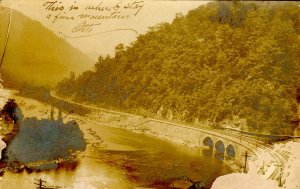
0 0 299 189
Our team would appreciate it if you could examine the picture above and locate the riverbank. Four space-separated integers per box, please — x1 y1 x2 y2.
48 92 300 189
65 103 300 189
5 90 299 188
0 89 11 160
15 90 246 173
0 90 233 188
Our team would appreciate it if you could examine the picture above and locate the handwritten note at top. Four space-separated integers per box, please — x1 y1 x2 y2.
42 0 144 36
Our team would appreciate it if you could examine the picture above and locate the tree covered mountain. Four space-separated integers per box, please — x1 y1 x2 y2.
0 8 93 87
56 2 300 135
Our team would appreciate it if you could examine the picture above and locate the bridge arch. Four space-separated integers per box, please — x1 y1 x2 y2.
215 140 225 153
226 144 235 158
215 140 225 160
203 136 214 148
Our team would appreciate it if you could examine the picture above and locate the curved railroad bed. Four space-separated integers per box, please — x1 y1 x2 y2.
219 129 289 182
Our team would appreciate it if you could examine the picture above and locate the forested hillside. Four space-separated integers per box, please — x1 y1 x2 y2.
56 2 300 135
0 8 93 87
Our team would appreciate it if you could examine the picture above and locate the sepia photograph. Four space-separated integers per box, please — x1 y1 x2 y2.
0 0 300 188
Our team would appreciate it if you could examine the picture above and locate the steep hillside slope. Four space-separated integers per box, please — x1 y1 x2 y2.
56 2 300 135
0 8 93 87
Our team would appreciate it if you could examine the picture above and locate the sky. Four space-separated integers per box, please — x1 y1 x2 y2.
1 0 209 60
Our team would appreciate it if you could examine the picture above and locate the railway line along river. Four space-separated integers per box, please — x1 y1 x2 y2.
0 90 232 189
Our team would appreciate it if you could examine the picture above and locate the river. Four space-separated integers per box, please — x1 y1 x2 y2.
0 90 232 189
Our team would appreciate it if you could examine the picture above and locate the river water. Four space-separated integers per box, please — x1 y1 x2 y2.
0 92 232 189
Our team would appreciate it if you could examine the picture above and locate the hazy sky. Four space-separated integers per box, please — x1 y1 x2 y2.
2 0 209 60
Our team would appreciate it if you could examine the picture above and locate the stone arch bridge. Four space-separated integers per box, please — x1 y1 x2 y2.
201 133 248 161
143 119 262 165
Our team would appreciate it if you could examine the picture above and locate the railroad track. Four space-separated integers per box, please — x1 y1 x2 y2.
218 129 289 182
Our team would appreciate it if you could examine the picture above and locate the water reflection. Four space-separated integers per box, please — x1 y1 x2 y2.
214 152 225 161
202 148 213 157
1 117 232 189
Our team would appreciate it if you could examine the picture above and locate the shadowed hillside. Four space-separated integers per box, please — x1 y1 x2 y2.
0 7 93 87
